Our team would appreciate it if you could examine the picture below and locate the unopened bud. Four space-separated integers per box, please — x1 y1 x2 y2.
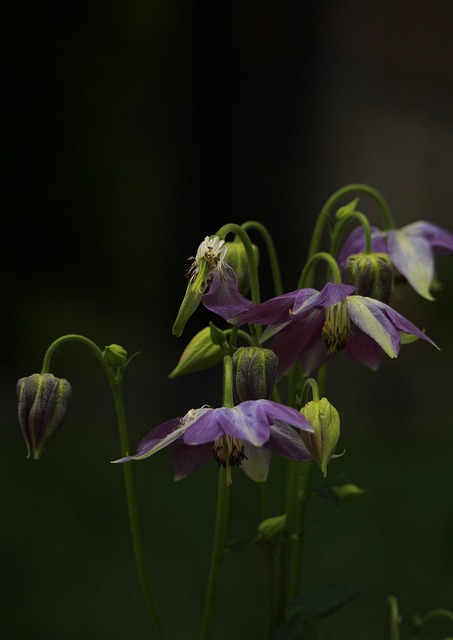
344 252 394 303
257 514 287 542
232 346 278 403
300 397 340 477
169 326 224 378
103 344 128 368
225 240 259 294
17 373 72 460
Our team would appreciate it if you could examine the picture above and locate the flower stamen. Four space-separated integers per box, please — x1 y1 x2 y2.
322 301 351 353
213 435 247 485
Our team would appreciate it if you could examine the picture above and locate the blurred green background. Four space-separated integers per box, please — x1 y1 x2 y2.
3 2 453 638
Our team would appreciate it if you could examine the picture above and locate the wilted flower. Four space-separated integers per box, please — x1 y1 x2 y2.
17 373 72 460
230 282 438 376
172 236 252 336
113 399 313 485
338 222 453 300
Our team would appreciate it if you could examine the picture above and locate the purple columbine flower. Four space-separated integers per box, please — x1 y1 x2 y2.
338 222 453 300
113 400 313 485
230 282 438 376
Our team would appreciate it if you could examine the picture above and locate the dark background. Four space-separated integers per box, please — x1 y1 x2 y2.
2 2 453 638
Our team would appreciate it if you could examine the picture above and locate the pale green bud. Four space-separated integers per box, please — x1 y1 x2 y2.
225 240 259 294
331 484 364 501
169 326 224 378
102 344 128 368
344 252 394 303
300 397 340 477
232 346 278 402
257 514 287 542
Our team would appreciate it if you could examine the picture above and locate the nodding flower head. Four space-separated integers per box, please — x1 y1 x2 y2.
17 373 72 460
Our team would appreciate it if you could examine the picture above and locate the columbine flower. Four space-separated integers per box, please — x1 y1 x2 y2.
113 400 313 485
338 222 453 300
230 282 438 376
172 236 252 336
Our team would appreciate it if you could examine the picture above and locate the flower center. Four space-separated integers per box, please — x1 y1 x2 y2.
213 435 247 485
322 301 351 353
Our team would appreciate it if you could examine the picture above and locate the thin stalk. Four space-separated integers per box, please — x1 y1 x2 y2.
41 334 166 639
200 467 230 640
241 220 284 295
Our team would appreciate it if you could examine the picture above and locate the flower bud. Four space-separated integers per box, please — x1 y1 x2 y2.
17 373 72 460
225 240 259 294
344 252 394 303
257 514 287 542
102 344 128 368
169 326 224 378
232 346 278 403
300 397 340 477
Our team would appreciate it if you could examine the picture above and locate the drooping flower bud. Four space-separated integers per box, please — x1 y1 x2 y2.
344 252 394 303
232 346 278 403
17 373 72 460
300 397 340 477
225 240 259 294
102 344 128 368
169 326 224 377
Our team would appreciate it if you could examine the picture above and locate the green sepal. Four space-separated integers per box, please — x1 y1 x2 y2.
169 326 224 378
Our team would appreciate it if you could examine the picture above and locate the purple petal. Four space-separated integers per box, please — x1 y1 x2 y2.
203 265 253 319
401 221 453 253
271 308 325 377
338 225 388 266
267 421 312 461
245 399 313 432
370 298 438 348
387 230 435 300
298 337 331 374
241 444 272 482
182 409 224 445
221 404 271 446
345 325 383 370
112 417 183 462
346 296 401 358
292 283 354 316
173 442 213 480
229 290 299 326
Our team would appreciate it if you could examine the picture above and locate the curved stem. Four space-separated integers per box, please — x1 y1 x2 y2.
306 184 394 287
297 252 342 289
200 467 230 640
330 211 372 257
40 334 166 639
216 223 261 305
41 334 104 374
241 220 284 296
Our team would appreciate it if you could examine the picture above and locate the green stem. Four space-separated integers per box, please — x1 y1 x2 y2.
330 211 372 257
216 223 261 305
200 467 230 640
260 481 274 639
306 184 394 287
383 595 400 640
41 334 166 639
297 252 342 290
241 220 284 295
